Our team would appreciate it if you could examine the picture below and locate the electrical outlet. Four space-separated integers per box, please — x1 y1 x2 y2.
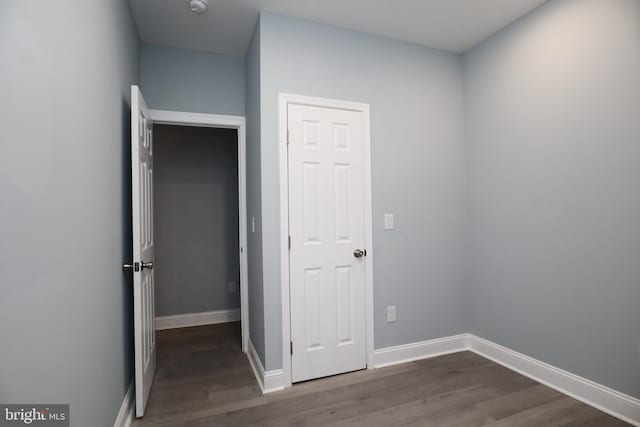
228 281 237 293
387 306 397 322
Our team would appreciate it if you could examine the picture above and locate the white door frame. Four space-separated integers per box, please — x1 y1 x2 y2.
149 109 249 353
278 93 375 387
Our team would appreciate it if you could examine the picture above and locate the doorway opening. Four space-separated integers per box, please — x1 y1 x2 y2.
153 124 241 336
149 109 249 356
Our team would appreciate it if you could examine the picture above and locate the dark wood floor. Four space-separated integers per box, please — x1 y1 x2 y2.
132 323 629 427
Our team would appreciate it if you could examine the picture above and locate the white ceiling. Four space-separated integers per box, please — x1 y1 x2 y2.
129 0 547 56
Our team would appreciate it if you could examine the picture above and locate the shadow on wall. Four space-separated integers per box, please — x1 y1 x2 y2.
120 98 135 392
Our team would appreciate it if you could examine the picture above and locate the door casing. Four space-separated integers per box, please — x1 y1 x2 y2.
278 93 375 388
149 109 249 354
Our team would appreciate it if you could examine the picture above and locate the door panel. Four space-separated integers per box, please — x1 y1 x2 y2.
288 104 367 383
131 85 156 417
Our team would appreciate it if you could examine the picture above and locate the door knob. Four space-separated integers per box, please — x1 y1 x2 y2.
141 261 154 270
353 249 366 258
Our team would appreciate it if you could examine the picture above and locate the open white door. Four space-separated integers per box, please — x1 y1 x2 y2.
131 85 156 417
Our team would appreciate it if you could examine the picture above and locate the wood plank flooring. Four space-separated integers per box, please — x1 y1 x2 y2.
132 323 629 427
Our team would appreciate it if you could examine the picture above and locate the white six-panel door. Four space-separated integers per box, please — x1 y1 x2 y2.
131 85 156 417
288 103 367 382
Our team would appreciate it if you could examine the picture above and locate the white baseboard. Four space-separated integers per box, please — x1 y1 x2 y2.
155 309 240 330
373 334 469 368
372 333 639 425
468 335 640 427
247 339 285 394
113 381 134 427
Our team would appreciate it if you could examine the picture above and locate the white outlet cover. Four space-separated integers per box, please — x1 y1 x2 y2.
384 213 394 230
387 305 397 322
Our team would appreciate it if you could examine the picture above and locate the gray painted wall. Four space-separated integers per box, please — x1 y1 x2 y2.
245 24 267 364
0 1 139 426
153 125 239 317
2 2 635 419
140 44 245 116
259 13 467 370
464 0 640 399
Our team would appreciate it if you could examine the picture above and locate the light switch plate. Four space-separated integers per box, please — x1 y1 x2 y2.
384 213 394 230
387 306 397 322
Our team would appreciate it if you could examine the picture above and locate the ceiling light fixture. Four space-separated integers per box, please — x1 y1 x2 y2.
188 0 208 15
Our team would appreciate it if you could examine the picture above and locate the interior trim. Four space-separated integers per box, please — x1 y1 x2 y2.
155 309 240 330
247 340 285 394
374 334 640 426
113 381 134 427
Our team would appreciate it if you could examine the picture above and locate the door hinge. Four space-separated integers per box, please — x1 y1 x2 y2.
290 341 293 355
288 235 291 250
286 129 290 145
